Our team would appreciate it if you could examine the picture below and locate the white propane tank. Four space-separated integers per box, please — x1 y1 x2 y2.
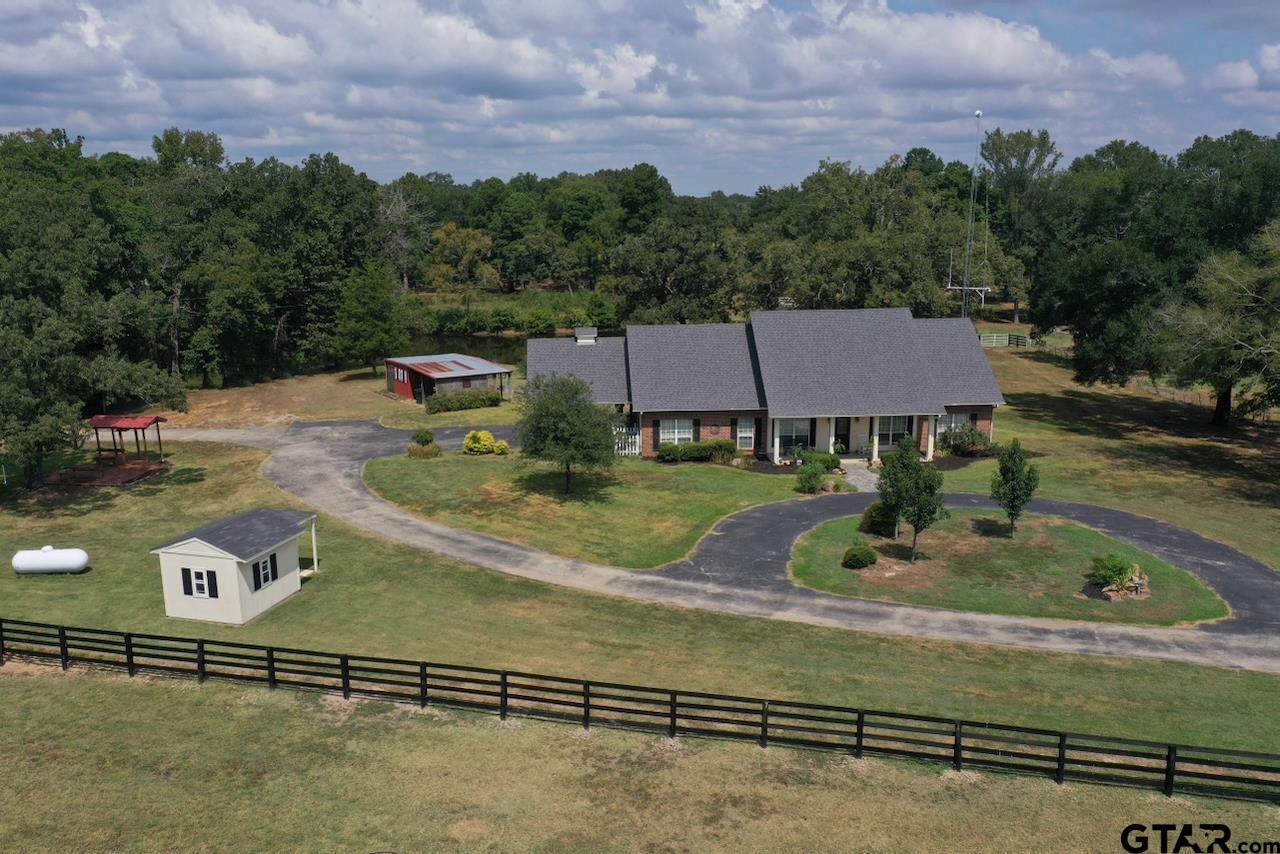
12 545 90 574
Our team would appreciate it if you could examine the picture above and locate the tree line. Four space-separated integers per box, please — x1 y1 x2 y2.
2 124 1279 486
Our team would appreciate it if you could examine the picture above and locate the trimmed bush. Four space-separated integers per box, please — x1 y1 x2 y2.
859 500 898 538
797 449 841 471
424 388 502 414
494 439 511 456
1089 554 1137 589
412 428 435 446
656 439 738 463
938 423 994 457
407 441 442 459
796 461 826 494
464 430 500 455
841 540 878 569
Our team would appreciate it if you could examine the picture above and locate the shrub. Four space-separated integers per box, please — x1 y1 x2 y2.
464 430 499 455
656 439 738 463
412 428 435 446
797 449 841 471
521 307 558 336
494 439 511 456
938 423 993 457
841 540 878 569
859 501 898 538
424 388 502 413
407 441 442 459
1090 554 1137 589
796 461 826 494
487 306 519 333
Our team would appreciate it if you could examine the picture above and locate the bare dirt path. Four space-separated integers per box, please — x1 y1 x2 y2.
165 421 1280 673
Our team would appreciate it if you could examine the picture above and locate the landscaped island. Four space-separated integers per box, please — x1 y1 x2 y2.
790 508 1228 625
362 453 800 567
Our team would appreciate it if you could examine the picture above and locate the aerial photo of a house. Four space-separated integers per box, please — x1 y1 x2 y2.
527 309 1004 463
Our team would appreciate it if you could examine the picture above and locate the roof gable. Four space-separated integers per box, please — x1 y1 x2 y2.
913 319 1005 406
526 336 630 404
626 323 766 412
152 509 315 562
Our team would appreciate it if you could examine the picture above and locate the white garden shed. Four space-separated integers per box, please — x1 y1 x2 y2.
150 509 317 625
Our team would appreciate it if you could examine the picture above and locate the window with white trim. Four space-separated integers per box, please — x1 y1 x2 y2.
659 418 694 445
252 553 279 592
776 418 809 455
192 569 208 598
736 420 755 451
181 567 218 599
936 412 969 435
877 415 913 451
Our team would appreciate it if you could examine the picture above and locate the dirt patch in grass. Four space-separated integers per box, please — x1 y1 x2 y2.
790 509 1228 625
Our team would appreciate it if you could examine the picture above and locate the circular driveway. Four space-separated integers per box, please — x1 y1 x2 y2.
166 420 1280 673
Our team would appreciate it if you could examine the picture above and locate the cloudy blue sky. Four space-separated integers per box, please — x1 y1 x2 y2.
3 0 1279 193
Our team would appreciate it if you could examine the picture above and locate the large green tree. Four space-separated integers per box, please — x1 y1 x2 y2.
516 374 619 493
334 264 410 374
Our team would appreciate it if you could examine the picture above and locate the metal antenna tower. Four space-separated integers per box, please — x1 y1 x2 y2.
954 109 990 318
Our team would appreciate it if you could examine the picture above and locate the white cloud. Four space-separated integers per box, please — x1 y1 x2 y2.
1203 60 1260 92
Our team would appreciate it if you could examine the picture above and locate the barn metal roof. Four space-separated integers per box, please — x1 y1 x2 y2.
151 508 316 561
384 353 513 380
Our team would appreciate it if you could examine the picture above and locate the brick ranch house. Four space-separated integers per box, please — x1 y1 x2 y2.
527 309 1004 463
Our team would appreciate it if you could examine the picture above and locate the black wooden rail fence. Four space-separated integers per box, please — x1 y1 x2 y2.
3 617 1278 804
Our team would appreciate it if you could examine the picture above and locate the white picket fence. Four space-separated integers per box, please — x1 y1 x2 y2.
615 426 642 456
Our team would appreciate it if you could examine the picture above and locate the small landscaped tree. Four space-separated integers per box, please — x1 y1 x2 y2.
990 439 1040 537
517 374 619 493
878 442 948 562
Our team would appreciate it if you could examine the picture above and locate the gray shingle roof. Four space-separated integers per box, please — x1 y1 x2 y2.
914 319 1006 406
748 309 949 417
526 335 630 404
626 323 766 412
152 509 315 561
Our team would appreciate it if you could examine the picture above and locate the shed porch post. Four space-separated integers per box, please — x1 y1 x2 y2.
310 518 319 573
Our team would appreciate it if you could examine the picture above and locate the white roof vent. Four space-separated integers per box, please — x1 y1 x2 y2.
574 326 598 345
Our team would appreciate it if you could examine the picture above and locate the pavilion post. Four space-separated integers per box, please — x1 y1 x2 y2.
133 429 141 456
156 422 164 462
93 428 102 461
142 428 148 459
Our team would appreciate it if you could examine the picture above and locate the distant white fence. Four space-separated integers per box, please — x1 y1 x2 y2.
979 332 1029 348
615 426 641 456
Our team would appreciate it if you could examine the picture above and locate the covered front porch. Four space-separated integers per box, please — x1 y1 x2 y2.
766 415 937 464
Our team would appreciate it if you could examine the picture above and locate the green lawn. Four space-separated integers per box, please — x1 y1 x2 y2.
3 667 1274 852
791 511 1228 625
362 453 801 567
945 349 1280 572
2 442 1278 752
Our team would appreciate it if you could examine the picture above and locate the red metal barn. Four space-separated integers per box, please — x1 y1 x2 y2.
384 354 514 403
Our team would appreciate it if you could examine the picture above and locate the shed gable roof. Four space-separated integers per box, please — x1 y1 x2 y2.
152 509 315 561
626 323 766 412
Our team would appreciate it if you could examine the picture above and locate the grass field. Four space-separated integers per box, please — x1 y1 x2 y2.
945 350 1280 572
2 442 1278 752
363 453 801 567
149 367 522 431
3 665 1274 852
790 511 1228 625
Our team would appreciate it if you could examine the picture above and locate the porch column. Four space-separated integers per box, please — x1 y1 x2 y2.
870 416 880 462
925 416 935 462
771 419 781 464
310 518 320 573
826 418 836 454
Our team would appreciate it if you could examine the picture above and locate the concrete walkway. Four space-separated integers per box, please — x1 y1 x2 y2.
166 420 1280 674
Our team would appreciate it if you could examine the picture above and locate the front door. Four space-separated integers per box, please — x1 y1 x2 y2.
834 418 851 454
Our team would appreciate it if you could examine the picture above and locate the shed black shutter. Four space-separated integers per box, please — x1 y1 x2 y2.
269 553 279 581
207 570 219 599
729 417 738 441
754 418 763 451
652 420 660 452
181 567 193 596
252 562 262 591
808 419 817 450
692 418 701 442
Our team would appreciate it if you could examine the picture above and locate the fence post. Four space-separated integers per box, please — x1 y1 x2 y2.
419 663 428 708
124 633 135 676
499 672 509 720
953 721 963 770
196 639 206 683
58 626 69 670
855 710 865 758
0 619 6 666
668 692 678 738
1164 745 1178 797
760 701 769 749
582 681 591 731
266 648 276 690
340 655 351 699
1056 733 1068 784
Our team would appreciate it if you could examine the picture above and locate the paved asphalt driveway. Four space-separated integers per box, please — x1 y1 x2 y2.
165 419 1280 673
